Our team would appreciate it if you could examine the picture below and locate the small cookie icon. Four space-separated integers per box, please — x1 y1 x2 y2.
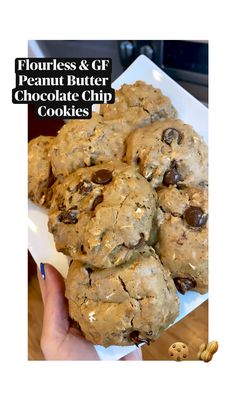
197 341 218 362
168 342 189 361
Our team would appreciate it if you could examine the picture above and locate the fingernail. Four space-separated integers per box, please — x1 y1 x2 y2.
40 262 46 280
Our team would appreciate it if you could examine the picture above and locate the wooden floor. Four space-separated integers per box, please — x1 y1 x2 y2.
28 270 208 361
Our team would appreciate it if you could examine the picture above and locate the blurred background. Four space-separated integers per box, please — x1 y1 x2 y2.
29 40 208 104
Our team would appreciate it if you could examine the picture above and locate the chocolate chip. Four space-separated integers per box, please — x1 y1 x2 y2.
58 210 78 224
56 194 66 210
78 181 93 194
163 160 183 186
86 267 93 275
173 275 197 294
86 267 93 286
68 181 93 195
146 173 153 182
92 169 113 185
130 331 151 347
162 128 182 145
91 194 104 210
183 206 208 228
58 202 66 210
48 168 56 188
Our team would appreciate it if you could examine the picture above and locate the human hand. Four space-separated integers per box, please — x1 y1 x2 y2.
37 263 142 361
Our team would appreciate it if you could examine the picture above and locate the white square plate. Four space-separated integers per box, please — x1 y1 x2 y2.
28 55 208 360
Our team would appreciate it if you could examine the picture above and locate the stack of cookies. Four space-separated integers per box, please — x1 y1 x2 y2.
28 81 208 348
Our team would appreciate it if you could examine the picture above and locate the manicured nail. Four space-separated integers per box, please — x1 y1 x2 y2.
40 262 46 280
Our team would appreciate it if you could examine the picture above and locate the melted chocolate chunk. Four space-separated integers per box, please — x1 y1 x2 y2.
163 160 183 186
78 181 93 194
86 267 93 275
68 181 93 195
58 202 66 210
92 169 113 185
56 194 66 210
173 275 197 294
91 194 104 210
69 205 78 210
162 128 182 145
58 210 78 224
130 330 151 347
184 206 208 228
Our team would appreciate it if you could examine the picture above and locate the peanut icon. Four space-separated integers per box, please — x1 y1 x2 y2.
197 341 218 362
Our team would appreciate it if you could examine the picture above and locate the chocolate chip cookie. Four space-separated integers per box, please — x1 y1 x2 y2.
100 80 177 130
28 135 55 207
50 112 131 180
125 119 208 188
155 186 208 294
65 247 179 347
48 162 157 268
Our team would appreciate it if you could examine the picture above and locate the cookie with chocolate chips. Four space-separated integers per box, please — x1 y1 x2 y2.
48 161 157 268
28 135 56 208
50 112 131 180
155 186 208 294
125 118 208 188
65 247 179 347
100 80 177 130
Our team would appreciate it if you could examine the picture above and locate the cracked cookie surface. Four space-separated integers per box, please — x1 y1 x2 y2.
125 119 208 188
155 186 208 294
100 81 177 130
65 247 179 347
28 135 56 208
48 161 157 268
50 112 131 180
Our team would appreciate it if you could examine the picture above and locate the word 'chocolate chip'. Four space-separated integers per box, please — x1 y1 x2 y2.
91 194 104 211
130 331 150 347
162 128 182 145
163 160 183 186
184 206 208 228
92 169 113 185
58 210 78 224
173 275 197 294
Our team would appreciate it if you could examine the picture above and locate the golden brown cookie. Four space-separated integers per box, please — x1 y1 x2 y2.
48 162 157 268
155 186 208 294
125 119 208 188
28 135 56 208
50 113 131 180
100 80 177 129
65 247 179 347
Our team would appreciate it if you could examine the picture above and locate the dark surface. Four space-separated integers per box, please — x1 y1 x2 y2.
28 105 64 141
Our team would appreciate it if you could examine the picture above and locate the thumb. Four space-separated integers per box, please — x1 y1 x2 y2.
38 264 69 342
